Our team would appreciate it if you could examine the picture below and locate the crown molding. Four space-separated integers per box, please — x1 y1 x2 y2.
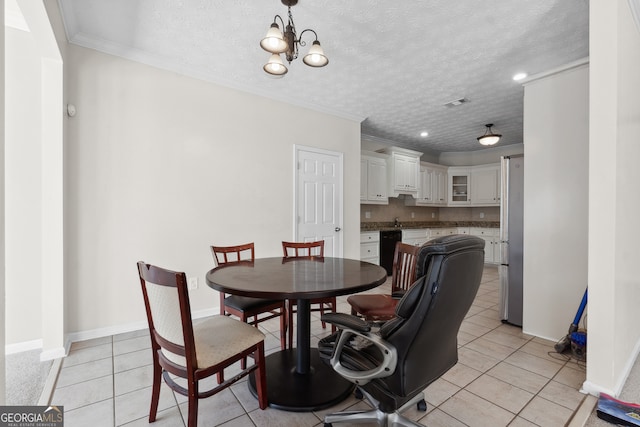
67 32 366 124
520 57 589 85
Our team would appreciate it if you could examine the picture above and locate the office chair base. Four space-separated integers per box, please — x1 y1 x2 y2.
324 387 426 427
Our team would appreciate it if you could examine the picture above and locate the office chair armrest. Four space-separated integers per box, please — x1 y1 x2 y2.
321 312 371 333
328 327 397 385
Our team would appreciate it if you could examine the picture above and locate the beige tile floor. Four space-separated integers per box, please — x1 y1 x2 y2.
51 266 588 427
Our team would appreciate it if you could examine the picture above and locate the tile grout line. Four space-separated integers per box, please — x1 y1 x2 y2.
112 335 116 427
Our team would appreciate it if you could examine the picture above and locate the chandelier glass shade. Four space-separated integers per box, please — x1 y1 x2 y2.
477 124 502 146
260 0 328 77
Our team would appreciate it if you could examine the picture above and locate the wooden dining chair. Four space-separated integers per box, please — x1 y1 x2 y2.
282 240 336 348
137 261 267 427
211 243 287 351
347 242 421 322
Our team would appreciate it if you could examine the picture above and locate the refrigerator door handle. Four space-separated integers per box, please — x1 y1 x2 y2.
500 241 509 265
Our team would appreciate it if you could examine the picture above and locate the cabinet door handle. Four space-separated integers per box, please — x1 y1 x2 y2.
335 227 342 232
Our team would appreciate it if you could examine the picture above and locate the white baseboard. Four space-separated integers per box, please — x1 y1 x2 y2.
5 308 219 359
40 346 65 362
581 335 640 397
5 339 43 355
5 339 65 362
581 380 615 397
64 307 218 345
65 320 149 344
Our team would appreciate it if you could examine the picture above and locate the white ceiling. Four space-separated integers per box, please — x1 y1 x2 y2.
56 0 589 154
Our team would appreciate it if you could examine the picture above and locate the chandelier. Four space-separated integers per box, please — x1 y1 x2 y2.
260 0 328 77
477 124 502 146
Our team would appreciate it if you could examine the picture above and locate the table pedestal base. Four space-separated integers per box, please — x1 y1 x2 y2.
248 348 355 412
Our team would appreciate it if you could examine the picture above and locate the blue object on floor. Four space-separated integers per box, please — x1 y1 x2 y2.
597 393 640 426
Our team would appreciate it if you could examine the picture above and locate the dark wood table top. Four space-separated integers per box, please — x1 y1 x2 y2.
206 257 387 300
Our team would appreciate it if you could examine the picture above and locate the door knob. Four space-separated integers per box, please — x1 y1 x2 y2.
335 227 341 232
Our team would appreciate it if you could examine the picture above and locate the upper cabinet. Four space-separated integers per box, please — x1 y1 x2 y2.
448 167 471 205
360 148 499 207
432 168 448 205
471 164 501 206
448 164 500 206
361 154 389 205
378 147 422 198
406 162 447 206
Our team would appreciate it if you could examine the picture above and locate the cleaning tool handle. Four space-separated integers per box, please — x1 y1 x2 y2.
572 289 588 326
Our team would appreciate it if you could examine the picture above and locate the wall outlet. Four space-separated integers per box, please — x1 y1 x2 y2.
411 212 415 218
365 211 371 219
188 277 198 290
431 212 436 219
480 212 485 219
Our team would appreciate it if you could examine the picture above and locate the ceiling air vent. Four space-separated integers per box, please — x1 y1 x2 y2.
444 98 469 108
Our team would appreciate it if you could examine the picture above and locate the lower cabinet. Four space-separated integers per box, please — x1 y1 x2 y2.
361 228 500 265
470 228 500 264
360 231 380 265
401 229 429 247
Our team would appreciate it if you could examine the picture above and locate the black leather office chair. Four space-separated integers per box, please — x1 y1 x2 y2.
318 235 485 427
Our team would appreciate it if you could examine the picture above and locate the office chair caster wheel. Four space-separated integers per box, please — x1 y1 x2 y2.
417 399 427 412
354 388 363 399
324 423 332 427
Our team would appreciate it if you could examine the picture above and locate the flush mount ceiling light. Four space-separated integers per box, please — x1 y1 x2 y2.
477 124 502 146
260 0 328 78
512 72 528 81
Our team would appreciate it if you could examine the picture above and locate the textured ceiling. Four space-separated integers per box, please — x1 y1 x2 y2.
57 0 589 154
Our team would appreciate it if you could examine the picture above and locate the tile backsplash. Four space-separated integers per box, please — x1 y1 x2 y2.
361 197 500 223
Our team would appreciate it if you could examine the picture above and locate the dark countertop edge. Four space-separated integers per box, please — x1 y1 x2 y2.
361 221 500 232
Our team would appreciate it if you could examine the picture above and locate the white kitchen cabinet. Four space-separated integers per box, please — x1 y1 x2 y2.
391 153 419 194
402 229 429 247
361 154 388 205
432 168 448 205
471 164 500 206
406 163 447 206
379 147 422 197
417 166 434 204
360 158 367 201
360 231 380 265
448 168 471 205
427 228 457 240
470 227 500 263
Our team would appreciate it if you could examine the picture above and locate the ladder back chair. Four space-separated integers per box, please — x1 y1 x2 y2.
211 243 288 352
282 240 336 348
137 261 267 427
347 242 421 322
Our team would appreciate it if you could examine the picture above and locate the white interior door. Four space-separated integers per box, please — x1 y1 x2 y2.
294 145 343 257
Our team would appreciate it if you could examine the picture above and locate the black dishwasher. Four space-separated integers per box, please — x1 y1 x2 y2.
380 229 402 276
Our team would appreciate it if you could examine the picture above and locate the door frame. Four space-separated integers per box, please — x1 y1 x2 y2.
293 144 344 257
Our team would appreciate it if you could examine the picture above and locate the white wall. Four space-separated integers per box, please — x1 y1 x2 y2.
586 0 640 395
63 44 362 337
522 65 589 341
4 27 43 345
5 0 65 360
1 0 7 405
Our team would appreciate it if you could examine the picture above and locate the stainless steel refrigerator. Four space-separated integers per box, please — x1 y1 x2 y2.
499 155 524 326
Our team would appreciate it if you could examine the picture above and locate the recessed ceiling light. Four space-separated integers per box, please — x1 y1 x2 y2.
513 72 528 81
420 131 429 138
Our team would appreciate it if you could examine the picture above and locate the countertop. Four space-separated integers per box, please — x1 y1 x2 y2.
360 221 500 232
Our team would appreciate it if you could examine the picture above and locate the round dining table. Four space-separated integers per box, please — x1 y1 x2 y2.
206 256 387 412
